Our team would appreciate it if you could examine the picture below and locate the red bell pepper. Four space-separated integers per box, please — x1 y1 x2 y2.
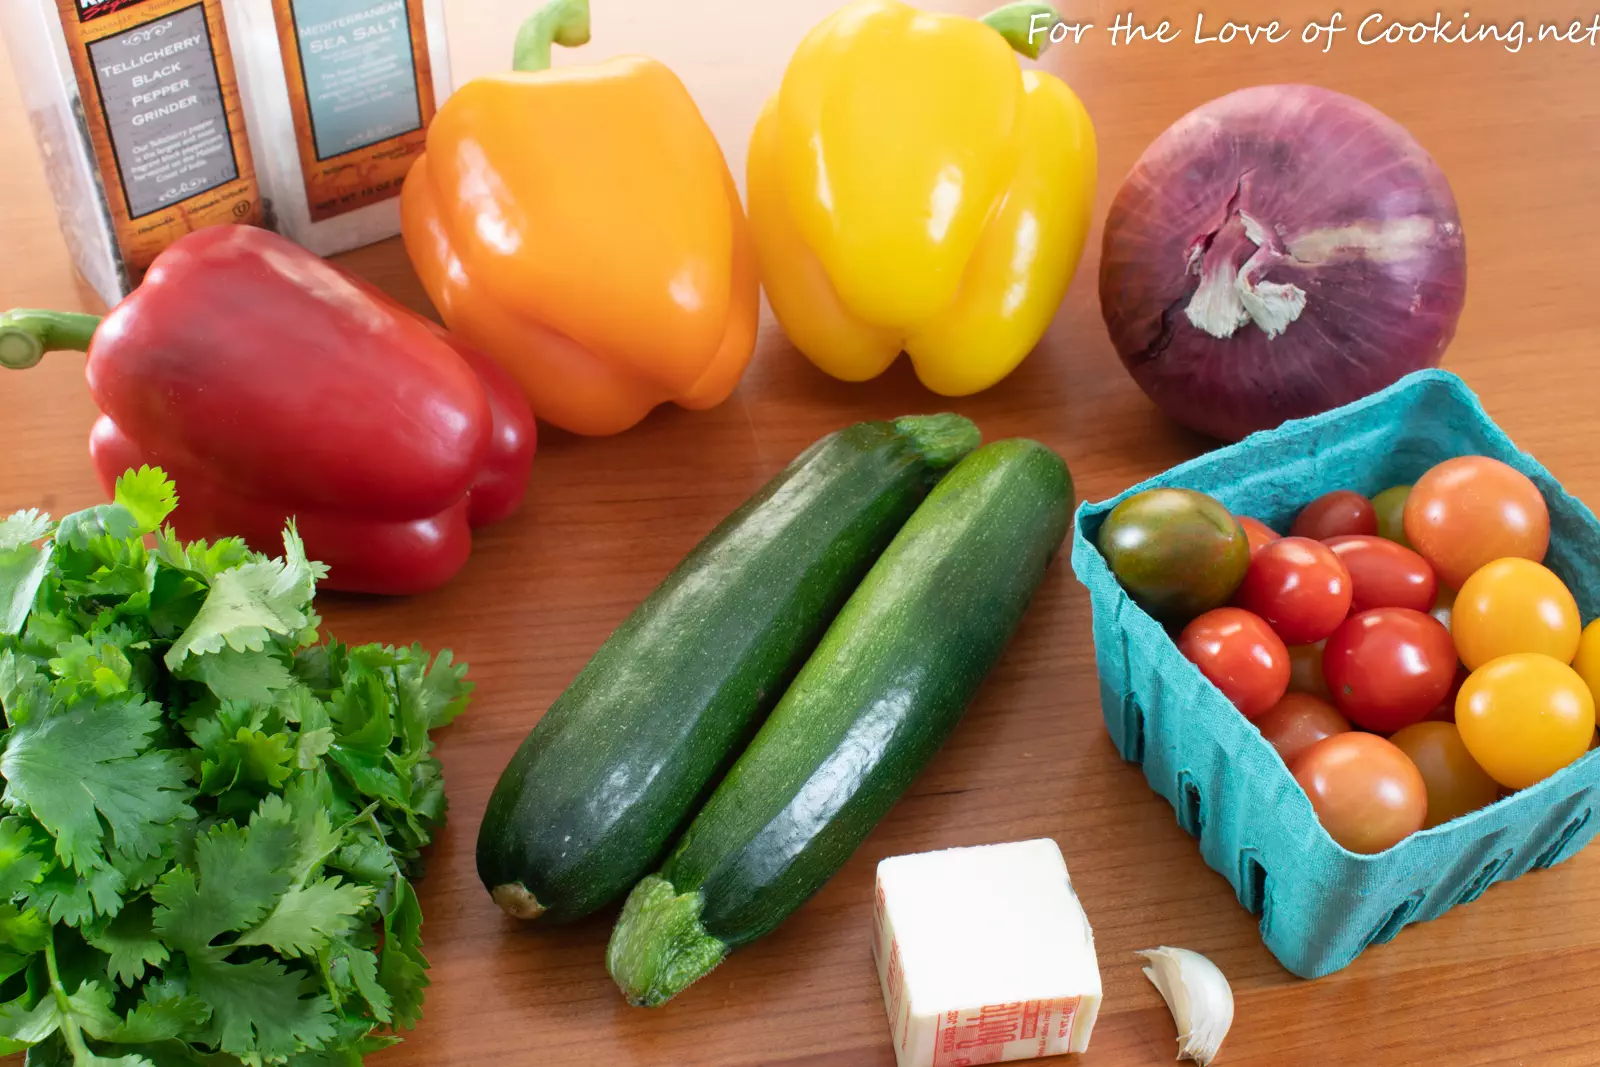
0 225 535 595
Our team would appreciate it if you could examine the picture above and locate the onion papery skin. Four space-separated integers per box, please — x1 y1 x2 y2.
1100 84 1467 442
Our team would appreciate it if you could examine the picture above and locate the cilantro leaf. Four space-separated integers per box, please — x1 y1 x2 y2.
0 817 48 898
396 646 472 731
55 505 140 554
187 950 336 1059
195 728 294 798
0 649 52 728
324 939 390 1024
164 525 327 670
0 989 59 1046
85 899 168 985
0 536 51 637
113 469 177 537
0 902 48 984
184 647 296 704
49 632 134 703
234 878 372 958
107 988 208 1043
150 810 297 951
0 693 193 872
25 863 126 925
0 509 52 552
376 881 428 1030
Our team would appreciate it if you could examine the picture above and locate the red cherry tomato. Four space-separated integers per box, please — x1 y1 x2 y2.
1232 537 1353 645
1403 456 1550 589
1293 733 1428 853
1324 535 1439 614
1237 515 1281 558
1291 490 1378 540
1177 608 1291 721
1256 692 1350 766
1323 608 1458 733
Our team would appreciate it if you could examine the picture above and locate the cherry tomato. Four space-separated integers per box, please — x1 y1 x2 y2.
1577 620 1600 705
1389 721 1501 828
1452 558 1581 670
1430 584 1456 630
1404 456 1550 589
1293 733 1427 853
1324 535 1438 614
1232 538 1352 645
1456 653 1595 789
1098 489 1251 622
1323 608 1457 733
1177 608 1291 720
1256 692 1350 766
1287 640 1331 700
1291 490 1379 541
1236 515 1281 558
1372 484 1413 547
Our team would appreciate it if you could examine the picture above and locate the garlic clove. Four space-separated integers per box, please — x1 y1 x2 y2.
1137 946 1234 1067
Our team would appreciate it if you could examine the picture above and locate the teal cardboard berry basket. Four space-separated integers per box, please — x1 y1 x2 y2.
1070 369 1600 979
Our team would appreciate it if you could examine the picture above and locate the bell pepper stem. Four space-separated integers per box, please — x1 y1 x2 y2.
512 0 592 73
981 1 1063 60
0 308 101 370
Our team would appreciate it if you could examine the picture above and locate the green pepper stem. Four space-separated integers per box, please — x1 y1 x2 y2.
512 0 592 73
981 1 1062 59
0 309 101 370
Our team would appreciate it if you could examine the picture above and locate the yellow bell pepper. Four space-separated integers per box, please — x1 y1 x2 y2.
400 0 758 436
748 0 1097 396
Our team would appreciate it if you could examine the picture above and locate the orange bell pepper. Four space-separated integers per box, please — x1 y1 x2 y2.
400 0 759 436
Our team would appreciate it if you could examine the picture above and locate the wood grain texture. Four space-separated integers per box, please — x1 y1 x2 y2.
3 1 1600 1064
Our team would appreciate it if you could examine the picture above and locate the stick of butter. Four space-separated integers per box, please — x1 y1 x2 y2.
872 839 1102 1067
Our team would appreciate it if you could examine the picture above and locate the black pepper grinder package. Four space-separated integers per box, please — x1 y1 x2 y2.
1 0 269 306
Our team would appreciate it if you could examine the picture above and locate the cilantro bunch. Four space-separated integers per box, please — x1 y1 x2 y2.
0 469 471 1065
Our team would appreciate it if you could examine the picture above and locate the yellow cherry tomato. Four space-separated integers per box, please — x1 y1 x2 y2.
1451 558 1581 670
1577 619 1600 705
1456 653 1595 789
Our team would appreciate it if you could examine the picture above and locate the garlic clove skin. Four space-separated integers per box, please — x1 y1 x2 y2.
1137 946 1234 1066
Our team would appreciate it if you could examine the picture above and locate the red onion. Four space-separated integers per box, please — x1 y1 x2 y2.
1100 85 1467 442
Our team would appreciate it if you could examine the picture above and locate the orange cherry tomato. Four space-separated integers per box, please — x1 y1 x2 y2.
1452 558 1580 670
1256 692 1350 766
1456 653 1595 789
1236 515 1281 558
1287 640 1331 701
1389 721 1501 828
1177 608 1290 720
1372 484 1413 547
1403 456 1550 589
1294 733 1427 853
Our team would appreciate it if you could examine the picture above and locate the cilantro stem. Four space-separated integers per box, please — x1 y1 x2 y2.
43 929 93 1063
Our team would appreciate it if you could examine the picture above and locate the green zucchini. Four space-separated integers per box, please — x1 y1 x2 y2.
475 415 980 923
606 438 1072 1005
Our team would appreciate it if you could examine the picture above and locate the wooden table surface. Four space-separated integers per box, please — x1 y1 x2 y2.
5 2 1600 1064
